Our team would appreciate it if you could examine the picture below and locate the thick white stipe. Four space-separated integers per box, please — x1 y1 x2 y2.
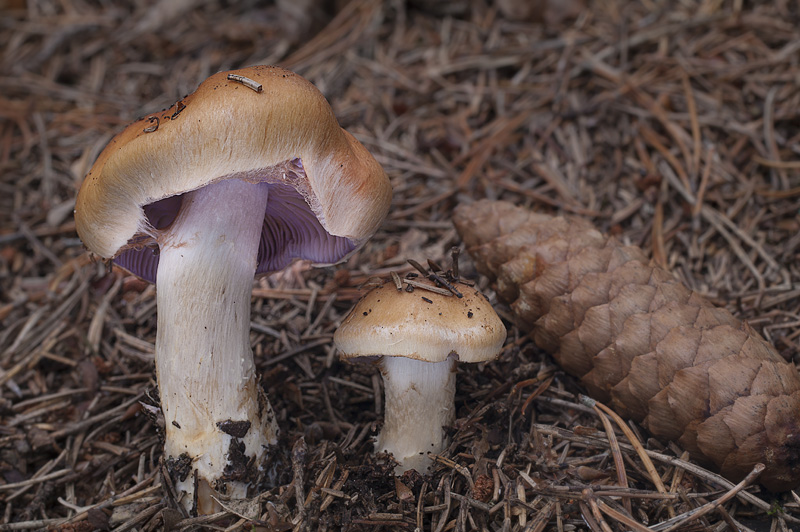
155 179 277 513
376 356 457 473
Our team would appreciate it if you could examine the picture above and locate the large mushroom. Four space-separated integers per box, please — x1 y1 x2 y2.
74 66 392 514
334 274 506 473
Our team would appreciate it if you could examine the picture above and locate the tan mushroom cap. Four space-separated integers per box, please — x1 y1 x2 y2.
334 278 507 363
75 65 391 259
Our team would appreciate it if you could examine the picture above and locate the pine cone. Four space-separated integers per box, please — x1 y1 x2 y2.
453 199 800 491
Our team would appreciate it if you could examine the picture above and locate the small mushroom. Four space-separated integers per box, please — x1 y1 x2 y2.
74 66 391 514
334 277 506 473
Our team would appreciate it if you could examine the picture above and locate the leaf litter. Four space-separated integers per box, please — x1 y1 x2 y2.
1 0 799 530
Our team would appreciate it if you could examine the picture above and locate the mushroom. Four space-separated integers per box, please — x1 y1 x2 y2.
333 275 506 473
74 66 392 514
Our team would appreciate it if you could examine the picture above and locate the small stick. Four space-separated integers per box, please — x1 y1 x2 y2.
407 259 429 277
427 258 444 273
681 70 701 179
391 271 403 290
403 278 453 296
448 492 493 513
0 468 70 492
660 463 764 532
516 480 527 527
320 470 349 512
522 500 555 532
429 270 463 298
532 423 794 522
408 259 463 297
416 482 428 530
578 500 605 532
594 498 653 532
431 455 475 491
519 375 555 416
753 156 800 170
584 490 615 532
586 397 672 515
0 518 64 530
227 73 263 93
692 145 714 221
588 401 631 516
451 247 460 279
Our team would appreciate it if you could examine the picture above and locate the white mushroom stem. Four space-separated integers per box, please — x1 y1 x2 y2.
155 178 277 514
376 355 457 473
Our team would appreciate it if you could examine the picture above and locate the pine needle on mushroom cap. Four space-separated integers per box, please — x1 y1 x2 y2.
335 275 506 364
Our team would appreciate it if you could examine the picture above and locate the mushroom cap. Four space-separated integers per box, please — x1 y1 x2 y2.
75 65 391 273
334 278 507 363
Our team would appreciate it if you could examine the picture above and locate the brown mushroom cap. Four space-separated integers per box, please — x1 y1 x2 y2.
75 65 391 260
334 278 507 363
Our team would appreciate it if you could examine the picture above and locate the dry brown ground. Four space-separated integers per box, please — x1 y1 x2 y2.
1 0 799 530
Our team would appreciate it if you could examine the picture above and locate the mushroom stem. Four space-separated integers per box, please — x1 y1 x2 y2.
377 355 457 473
155 178 277 514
